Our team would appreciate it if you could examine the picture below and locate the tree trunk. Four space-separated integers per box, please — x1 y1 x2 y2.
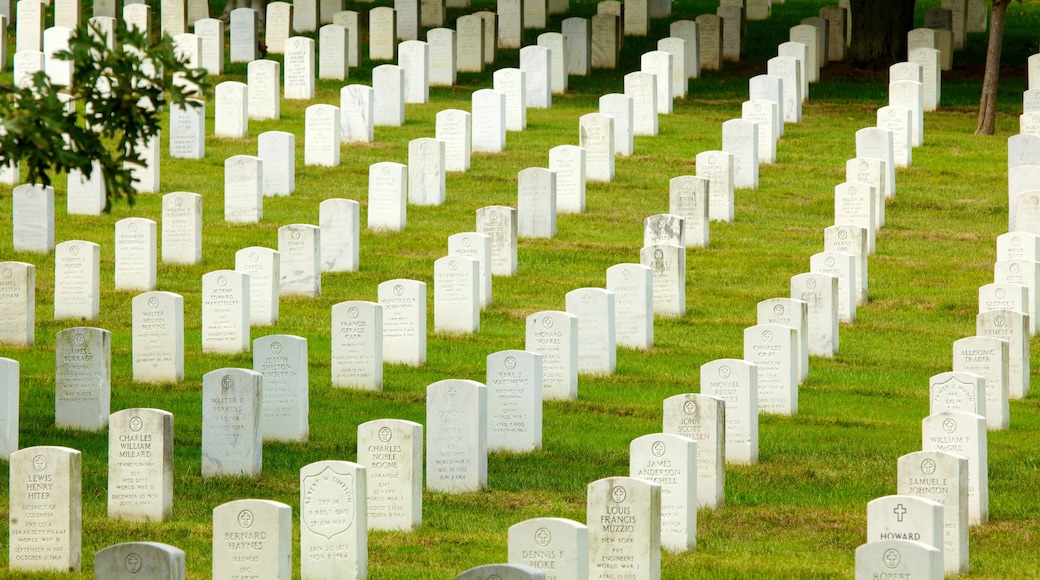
848 0 917 70
975 0 1010 135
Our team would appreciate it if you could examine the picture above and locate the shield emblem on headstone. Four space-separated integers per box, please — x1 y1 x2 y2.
302 467 354 539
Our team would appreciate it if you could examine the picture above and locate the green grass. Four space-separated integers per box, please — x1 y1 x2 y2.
3 0 1040 577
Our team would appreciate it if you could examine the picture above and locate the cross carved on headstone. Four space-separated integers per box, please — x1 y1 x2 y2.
893 503 907 522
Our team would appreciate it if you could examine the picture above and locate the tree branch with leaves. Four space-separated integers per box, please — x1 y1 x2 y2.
0 22 209 210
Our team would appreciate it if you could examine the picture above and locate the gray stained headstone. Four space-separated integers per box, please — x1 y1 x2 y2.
0 261 35 346
94 542 185 580
253 334 309 442
341 84 375 144
278 224 321 297
55 327 110 431
201 368 263 477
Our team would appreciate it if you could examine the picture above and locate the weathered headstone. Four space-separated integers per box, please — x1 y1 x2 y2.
257 131 294 196
12 183 53 253
498 0 523 48
640 243 685 317
434 255 480 333
54 241 100 320
549 145 586 213
789 24 819 82
824 224 869 306
369 6 397 61
215 81 249 138
266 2 292 53
235 247 280 326
494 68 527 132
476 10 497 63
448 233 492 308
169 99 205 159
304 103 341 167
426 379 487 492
835 181 877 253
428 28 456 87
670 19 700 80
790 272 839 357
696 150 734 222
378 279 427 366
810 251 857 323
477 205 518 275
520 45 552 109
606 263 653 350
368 161 408 231
757 298 809 383
599 93 634 157
537 32 567 95
922 410 988 525
663 393 725 509
485 350 542 453
897 450 969 576
457 14 485 73
742 100 777 164
318 23 349 79
341 84 375 143
212 499 291 577
247 59 281 120
107 408 173 521
854 539 943 580
591 13 619 69
131 291 183 383
395 0 419 39
866 495 943 556
331 300 383 390
332 10 360 67
952 336 1009 431
114 217 157 291
976 309 1029 399
508 517 588 579
408 138 446 206
399 40 429 104
224 155 263 224
629 433 696 552
696 14 722 71
201 270 249 354
229 7 259 63
565 288 616 375
716 5 742 63
319 198 359 273
666 176 708 248
253 334 308 441
277 224 321 297
299 461 367 578
722 118 758 189
8 446 82 572
0 358 17 459
284 36 316 99
624 71 657 136
373 64 405 127
55 327 110 430
201 368 263 477
357 418 423 530
0 262 34 347
197 17 226 74
293 0 318 31
525 310 579 400
743 323 797 415
856 126 897 195
94 542 185 579
586 477 661 579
